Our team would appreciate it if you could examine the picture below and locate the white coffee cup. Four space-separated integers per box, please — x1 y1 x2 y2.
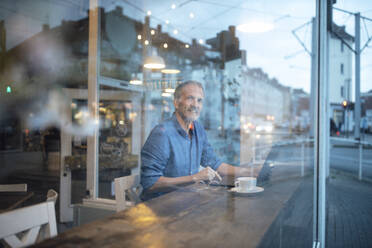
234 177 257 192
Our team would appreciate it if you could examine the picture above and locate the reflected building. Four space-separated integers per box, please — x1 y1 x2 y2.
362 90 372 133
1 5 295 165
291 88 310 132
329 23 354 131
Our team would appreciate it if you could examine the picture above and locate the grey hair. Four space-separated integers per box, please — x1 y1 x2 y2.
174 80 204 100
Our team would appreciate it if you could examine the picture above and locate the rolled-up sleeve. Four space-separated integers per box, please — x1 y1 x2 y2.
200 129 222 171
140 126 170 190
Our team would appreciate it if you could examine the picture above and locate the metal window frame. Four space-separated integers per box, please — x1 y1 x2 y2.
87 0 100 199
313 0 328 247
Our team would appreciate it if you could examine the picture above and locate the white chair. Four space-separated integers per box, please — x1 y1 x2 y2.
114 174 142 212
46 189 58 205
0 201 57 248
36 189 58 242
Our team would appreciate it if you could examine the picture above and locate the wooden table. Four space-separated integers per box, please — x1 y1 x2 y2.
36 178 302 248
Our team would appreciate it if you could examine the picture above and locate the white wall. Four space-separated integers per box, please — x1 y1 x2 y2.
329 37 353 104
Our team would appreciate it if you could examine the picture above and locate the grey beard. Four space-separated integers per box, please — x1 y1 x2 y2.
177 110 194 126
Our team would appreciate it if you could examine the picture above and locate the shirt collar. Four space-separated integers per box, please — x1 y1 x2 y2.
171 112 193 138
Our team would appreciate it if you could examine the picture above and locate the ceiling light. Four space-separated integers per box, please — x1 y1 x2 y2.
165 88 176 93
129 79 142 85
161 69 180 74
162 92 172 97
144 55 165 69
237 21 274 33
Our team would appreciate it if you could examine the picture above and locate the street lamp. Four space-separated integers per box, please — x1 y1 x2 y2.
342 100 348 109
342 100 349 137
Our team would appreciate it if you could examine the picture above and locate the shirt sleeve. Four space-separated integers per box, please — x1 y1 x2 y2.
200 127 222 171
140 125 170 190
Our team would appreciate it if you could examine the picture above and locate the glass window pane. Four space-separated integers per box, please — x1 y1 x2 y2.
0 0 90 222
327 1 372 247
95 0 316 246
9 0 372 247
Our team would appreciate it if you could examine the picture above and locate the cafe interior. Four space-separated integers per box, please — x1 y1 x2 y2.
1 0 372 247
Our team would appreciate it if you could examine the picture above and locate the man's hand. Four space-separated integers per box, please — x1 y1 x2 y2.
192 166 222 182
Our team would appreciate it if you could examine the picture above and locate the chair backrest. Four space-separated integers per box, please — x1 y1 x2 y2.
46 189 58 205
0 201 57 248
114 174 142 212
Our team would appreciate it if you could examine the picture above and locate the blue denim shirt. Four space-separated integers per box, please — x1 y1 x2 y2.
140 113 222 198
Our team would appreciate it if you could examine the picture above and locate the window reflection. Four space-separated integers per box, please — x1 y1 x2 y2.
1 0 371 247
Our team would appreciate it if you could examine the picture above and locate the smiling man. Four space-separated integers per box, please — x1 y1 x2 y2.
140 81 260 200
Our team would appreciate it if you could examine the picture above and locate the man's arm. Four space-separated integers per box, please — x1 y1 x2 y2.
148 175 193 192
148 166 220 192
217 162 262 178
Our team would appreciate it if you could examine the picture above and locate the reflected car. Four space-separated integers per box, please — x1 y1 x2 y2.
255 122 274 133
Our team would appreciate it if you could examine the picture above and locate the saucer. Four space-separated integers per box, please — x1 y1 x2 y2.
228 186 264 194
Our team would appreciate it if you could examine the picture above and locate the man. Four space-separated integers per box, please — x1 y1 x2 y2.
140 81 261 200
